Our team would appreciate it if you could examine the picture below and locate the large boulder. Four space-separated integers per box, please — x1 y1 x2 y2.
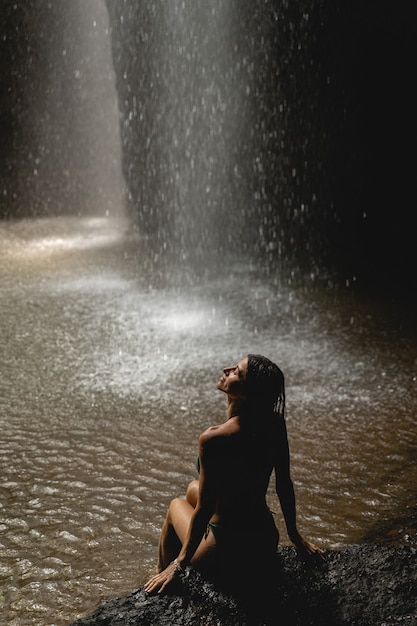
70 545 417 625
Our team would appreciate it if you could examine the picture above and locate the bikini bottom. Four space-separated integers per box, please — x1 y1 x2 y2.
205 515 279 552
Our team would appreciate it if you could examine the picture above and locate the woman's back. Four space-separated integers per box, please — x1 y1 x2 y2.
200 412 281 525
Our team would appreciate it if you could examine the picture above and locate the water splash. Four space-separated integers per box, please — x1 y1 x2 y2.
0 0 126 220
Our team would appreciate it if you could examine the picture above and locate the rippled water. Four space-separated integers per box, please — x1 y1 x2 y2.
1 216 416 625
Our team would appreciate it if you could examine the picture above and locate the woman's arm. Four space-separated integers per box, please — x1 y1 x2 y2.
175 431 217 565
144 431 218 594
274 416 298 542
274 417 324 558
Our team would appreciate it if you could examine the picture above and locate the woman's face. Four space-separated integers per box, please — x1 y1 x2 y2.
217 357 248 397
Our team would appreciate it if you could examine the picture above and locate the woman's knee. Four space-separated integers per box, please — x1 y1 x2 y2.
166 497 194 543
185 480 199 507
167 497 185 519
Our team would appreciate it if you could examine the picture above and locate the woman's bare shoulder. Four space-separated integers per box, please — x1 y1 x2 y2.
199 419 238 447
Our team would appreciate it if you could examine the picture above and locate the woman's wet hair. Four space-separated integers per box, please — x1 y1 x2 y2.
246 354 285 416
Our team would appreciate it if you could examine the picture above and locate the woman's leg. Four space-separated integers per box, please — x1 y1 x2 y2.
185 479 199 508
157 498 193 570
157 496 216 572
156 479 197 569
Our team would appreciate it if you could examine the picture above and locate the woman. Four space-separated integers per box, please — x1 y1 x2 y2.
144 354 323 595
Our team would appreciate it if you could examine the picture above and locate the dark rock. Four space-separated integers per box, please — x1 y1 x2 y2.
70 545 417 626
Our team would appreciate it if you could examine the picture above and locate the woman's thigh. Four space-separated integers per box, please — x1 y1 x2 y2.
168 498 194 544
169 498 217 567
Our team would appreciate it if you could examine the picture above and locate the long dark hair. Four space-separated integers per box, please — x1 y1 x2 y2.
245 354 285 418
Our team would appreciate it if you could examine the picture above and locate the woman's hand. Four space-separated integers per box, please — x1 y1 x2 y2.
291 533 325 560
295 537 324 561
144 560 184 595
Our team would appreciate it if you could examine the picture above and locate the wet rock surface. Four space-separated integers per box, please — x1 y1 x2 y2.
70 545 417 625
